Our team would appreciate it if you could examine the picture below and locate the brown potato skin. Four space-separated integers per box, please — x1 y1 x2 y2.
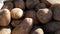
50 4 60 21
12 18 33 34
0 9 11 26
11 8 23 19
2 1 13 10
44 21 60 33
26 0 40 9
36 8 52 24
14 0 25 10
11 20 22 27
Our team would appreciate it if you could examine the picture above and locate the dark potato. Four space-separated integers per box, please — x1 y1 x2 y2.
36 8 52 24
0 9 11 26
11 8 23 19
2 1 13 10
12 18 33 34
44 21 60 33
50 4 60 21
14 0 25 10
26 0 40 9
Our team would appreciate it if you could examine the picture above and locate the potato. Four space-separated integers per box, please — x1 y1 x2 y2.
26 0 40 9
0 9 11 26
36 8 52 24
35 3 46 10
12 18 33 34
31 28 44 34
55 30 60 34
11 20 22 27
44 21 60 33
2 1 13 10
11 8 23 19
0 28 11 34
41 0 60 6
50 4 60 21
14 0 25 10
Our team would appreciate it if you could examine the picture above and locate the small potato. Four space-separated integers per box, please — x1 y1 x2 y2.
35 3 46 10
36 8 52 24
55 30 60 34
50 4 60 21
26 0 40 9
11 8 23 19
44 21 60 33
0 28 11 34
2 1 13 10
12 18 33 34
14 0 25 10
0 9 11 26
31 28 44 34
41 0 60 6
11 20 22 27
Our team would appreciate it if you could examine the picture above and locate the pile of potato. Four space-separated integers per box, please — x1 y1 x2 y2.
0 0 60 34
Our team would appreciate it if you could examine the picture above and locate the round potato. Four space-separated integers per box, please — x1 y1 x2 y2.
36 8 52 24
11 8 23 19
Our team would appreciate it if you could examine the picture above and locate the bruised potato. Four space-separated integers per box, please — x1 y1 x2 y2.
0 9 11 26
11 8 23 19
12 18 33 34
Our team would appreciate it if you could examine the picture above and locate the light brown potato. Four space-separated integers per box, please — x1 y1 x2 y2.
2 1 13 10
14 0 25 10
0 9 11 26
36 8 52 24
41 0 60 6
0 28 11 34
11 8 23 19
31 28 44 34
26 0 40 9
12 18 33 34
50 4 60 21
11 20 22 27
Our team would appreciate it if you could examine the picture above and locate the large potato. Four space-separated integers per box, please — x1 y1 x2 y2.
36 8 52 24
12 18 33 34
11 8 23 19
0 9 11 26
